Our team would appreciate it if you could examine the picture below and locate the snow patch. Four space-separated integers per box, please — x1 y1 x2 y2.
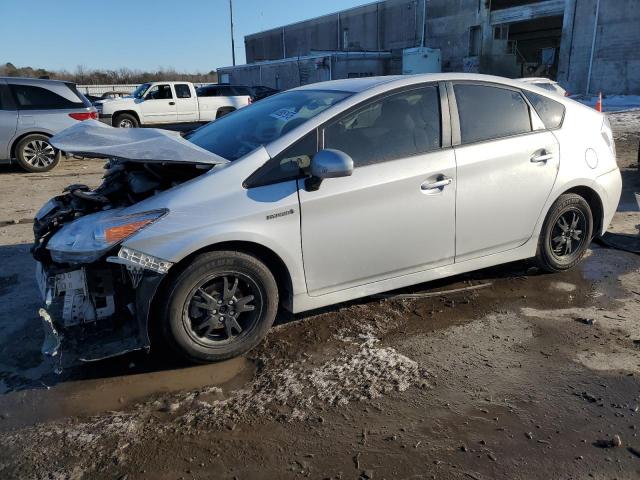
181 341 429 425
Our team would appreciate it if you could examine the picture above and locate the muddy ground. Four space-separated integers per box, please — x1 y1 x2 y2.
0 112 639 480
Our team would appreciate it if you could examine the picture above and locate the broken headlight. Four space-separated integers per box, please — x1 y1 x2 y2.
47 209 167 264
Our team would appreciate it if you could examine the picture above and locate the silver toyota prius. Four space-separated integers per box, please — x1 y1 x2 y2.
33 73 621 364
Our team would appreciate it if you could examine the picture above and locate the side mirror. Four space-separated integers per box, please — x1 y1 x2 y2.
306 149 353 191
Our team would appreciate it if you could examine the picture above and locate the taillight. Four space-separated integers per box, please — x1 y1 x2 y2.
69 111 98 121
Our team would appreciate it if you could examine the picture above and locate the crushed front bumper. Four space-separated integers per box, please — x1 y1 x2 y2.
35 260 165 364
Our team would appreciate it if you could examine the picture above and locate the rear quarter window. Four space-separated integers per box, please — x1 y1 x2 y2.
9 83 86 110
523 90 566 129
175 84 192 98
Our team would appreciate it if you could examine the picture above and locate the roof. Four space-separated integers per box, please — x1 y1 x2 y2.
518 77 559 84
292 73 552 93
0 76 72 85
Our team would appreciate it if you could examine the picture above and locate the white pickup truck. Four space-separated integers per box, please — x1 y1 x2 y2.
96 82 252 128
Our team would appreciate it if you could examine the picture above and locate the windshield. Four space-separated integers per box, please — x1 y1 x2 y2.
132 83 152 99
186 89 351 161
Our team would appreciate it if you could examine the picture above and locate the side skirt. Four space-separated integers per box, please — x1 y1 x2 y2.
290 237 539 314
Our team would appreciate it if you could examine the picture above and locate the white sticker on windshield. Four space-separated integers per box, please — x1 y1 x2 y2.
269 108 297 121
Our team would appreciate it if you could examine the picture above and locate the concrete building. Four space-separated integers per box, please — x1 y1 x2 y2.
218 0 640 95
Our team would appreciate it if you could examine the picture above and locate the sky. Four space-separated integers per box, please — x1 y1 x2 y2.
0 0 368 73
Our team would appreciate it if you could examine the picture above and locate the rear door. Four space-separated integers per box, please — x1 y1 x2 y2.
450 82 559 262
174 83 198 122
298 84 457 296
0 81 17 160
140 84 177 123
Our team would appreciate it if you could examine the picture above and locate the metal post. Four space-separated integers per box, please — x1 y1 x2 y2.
586 0 600 95
282 26 286 59
229 0 236 66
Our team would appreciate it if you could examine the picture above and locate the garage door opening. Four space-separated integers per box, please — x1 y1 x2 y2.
491 13 564 80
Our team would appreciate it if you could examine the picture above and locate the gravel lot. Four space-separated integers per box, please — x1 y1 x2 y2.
0 112 639 480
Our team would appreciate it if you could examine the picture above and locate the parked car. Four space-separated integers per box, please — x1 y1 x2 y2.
0 77 97 172
35 73 620 364
100 91 130 100
249 85 280 101
518 77 568 97
97 81 251 128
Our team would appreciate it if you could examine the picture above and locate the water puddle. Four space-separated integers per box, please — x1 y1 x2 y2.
0 356 254 431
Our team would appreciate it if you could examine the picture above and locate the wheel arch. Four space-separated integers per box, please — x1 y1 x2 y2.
215 106 236 119
112 110 141 125
561 185 604 238
145 240 294 345
9 130 53 159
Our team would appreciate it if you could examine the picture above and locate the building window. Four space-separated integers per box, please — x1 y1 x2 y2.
469 26 481 56
494 24 509 40
342 28 349 50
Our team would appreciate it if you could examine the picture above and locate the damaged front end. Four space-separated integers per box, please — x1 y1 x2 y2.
32 121 227 364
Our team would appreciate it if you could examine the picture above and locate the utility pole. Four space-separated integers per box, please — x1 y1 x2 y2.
229 0 236 66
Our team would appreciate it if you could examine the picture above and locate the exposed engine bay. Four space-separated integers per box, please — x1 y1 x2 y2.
32 121 227 365
33 159 210 263
32 159 211 364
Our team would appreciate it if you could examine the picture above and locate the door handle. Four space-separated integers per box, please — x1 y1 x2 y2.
421 176 452 191
169 101 175 105
531 151 553 163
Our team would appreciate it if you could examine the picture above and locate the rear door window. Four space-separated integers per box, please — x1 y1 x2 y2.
454 84 532 144
323 85 441 167
523 90 565 129
9 84 86 110
174 84 192 98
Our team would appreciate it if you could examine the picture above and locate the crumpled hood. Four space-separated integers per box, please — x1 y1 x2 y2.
50 120 229 165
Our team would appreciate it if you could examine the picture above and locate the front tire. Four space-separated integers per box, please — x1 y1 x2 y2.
15 134 59 172
113 113 139 128
536 193 593 272
160 251 278 363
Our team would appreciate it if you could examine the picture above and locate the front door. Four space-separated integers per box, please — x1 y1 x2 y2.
141 84 177 124
298 85 456 296
451 82 560 261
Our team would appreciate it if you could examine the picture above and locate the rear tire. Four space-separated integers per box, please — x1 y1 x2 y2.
113 113 139 128
15 134 59 172
159 251 278 363
536 194 593 272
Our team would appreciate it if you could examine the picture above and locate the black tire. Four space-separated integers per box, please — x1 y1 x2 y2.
536 193 593 272
160 251 278 363
15 134 60 172
113 113 139 128
215 107 235 119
